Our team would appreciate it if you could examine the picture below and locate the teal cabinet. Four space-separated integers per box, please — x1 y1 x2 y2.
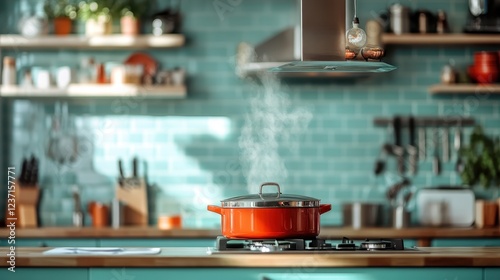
89 268 483 280
484 268 500 280
0 266 491 280
263 268 483 280
98 238 215 247
432 239 500 247
0 268 88 280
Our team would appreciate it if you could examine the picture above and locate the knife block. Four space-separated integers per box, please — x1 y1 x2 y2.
5 181 40 228
115 178 148 226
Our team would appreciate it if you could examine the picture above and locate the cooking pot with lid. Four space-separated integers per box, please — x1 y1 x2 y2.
207 182 331 239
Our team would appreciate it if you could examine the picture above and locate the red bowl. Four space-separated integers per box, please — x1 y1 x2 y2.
468 65 499 84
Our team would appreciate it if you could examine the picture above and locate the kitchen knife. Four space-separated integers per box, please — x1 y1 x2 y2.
23 156 34 186
118 159 125 186
130 157 140 186
132 157 138 178
407 116 418 175
29 156 39 185
19 158 28 184
393 116 405 175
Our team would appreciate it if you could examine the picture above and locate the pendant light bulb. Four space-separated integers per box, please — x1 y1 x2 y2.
346 17 367 51
346 0 366 51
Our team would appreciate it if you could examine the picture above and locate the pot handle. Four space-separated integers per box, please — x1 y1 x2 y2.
259 182 281 198
207 205 222 215
319 204 332 214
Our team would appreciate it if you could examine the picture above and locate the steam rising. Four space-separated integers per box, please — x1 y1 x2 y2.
239 73 312 193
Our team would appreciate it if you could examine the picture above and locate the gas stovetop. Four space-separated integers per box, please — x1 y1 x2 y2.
207 236 425 254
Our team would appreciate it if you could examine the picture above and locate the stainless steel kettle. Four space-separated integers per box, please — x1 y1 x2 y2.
469 0 486 16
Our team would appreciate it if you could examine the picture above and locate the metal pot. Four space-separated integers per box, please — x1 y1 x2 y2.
342 202 382 228
207 182 331 239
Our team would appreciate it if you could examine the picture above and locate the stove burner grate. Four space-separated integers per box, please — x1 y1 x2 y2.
213 236 410 252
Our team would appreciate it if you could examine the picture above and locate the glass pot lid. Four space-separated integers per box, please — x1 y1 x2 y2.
220 182 320 208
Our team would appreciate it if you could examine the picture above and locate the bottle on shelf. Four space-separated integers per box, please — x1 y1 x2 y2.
2 56 17 86
78 57 96 84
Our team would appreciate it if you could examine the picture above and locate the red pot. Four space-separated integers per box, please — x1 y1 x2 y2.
474 51 499 65
207 182 332 239
468 65 499 84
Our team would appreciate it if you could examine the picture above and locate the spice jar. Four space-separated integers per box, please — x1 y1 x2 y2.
441 64 457 84
2 56 17 86
436 10 450 34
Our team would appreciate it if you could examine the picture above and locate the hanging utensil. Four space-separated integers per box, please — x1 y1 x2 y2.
374 124 392 176
442 126 450 162
407 116 418 175
418 127 426 161
392 116 405 175
433 126 441 175
386 178 411 207
454 120 464 173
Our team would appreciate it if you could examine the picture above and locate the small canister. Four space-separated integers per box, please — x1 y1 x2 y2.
2 56 17 86
390 4 410 35
392 205 411 229
441 64 457 84
111 198 124 229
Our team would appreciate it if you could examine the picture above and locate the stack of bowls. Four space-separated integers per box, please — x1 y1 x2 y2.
468 51 499 84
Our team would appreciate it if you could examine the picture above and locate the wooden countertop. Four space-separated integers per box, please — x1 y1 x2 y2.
1 226 499 239
1 247 500 267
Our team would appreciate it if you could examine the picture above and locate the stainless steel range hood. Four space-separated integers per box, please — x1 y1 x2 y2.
237 0 396 77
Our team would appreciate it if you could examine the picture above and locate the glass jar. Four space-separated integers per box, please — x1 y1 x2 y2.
2 56 17 86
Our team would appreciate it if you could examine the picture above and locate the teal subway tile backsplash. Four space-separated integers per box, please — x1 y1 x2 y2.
1 0 500 227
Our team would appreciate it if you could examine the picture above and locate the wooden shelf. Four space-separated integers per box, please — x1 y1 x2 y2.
0 34 185 49
382 33 500 45
429 84 500 94
0 84 186 99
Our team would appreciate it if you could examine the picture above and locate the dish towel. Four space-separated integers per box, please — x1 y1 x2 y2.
43 247 161 255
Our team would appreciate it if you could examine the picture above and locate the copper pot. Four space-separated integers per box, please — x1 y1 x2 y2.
207 182 331 239
88 201 110 227
361 47 385 61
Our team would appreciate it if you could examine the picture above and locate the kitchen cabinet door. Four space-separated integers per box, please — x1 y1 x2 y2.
0 268 88 280
98 238 215 247
484 268 500 280
432 238 500 247
89 268 483 280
